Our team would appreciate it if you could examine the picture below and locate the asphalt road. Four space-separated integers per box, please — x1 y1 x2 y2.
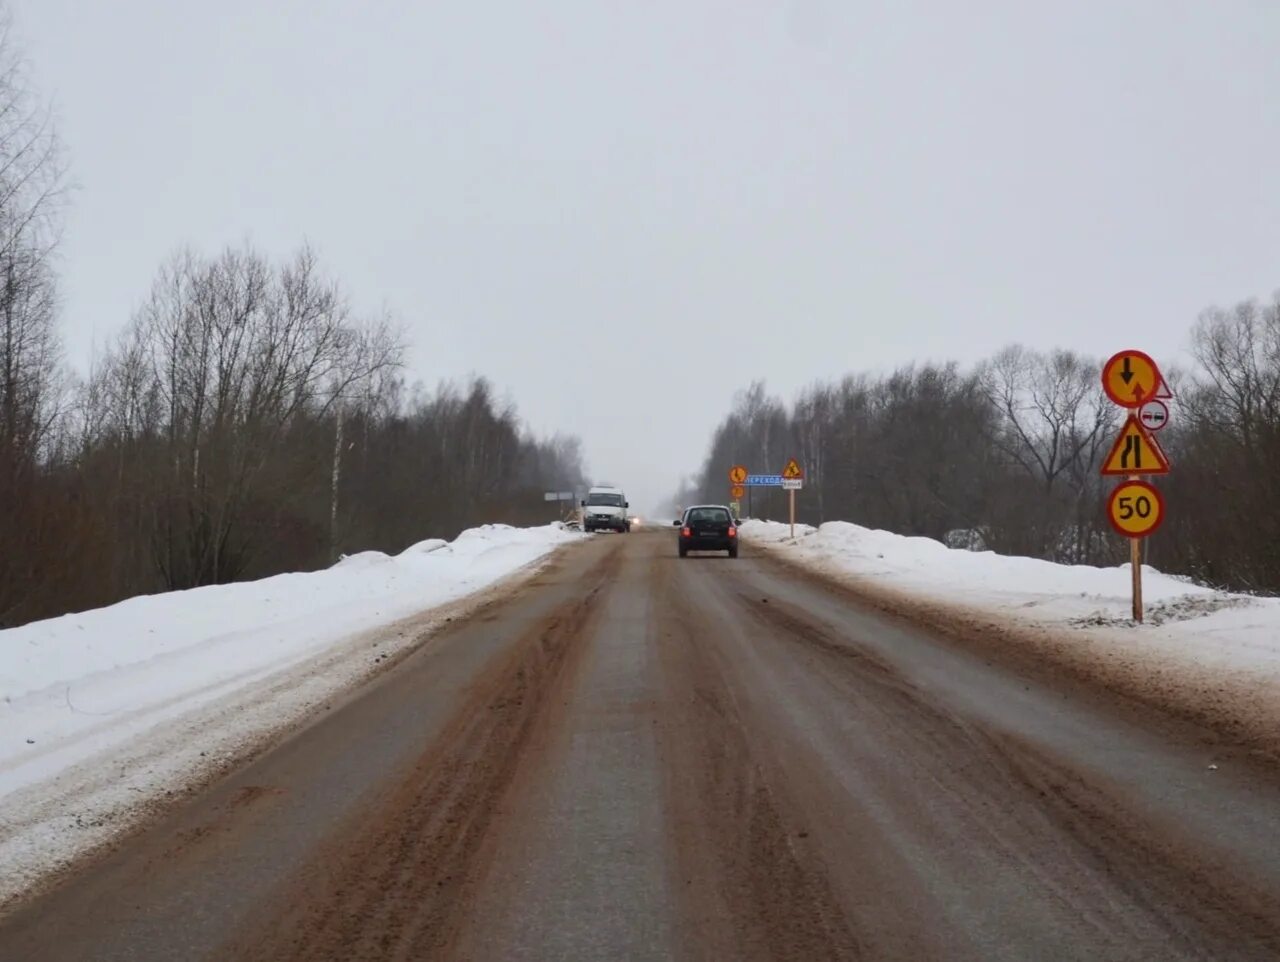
2 530 1279 960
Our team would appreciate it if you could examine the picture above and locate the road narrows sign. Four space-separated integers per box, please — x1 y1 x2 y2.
729 465 748 485
1102 350 1162 408
1107 479 1165 538
1101 415 1171 475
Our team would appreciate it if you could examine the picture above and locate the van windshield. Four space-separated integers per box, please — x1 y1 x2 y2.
586 493 624 507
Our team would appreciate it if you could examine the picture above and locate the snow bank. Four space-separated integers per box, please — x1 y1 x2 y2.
742 519 1280 686
0 523 580 903
1 524 577 715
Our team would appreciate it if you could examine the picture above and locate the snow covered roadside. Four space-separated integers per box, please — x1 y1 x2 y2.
742 520 1280 750
0 523 582 907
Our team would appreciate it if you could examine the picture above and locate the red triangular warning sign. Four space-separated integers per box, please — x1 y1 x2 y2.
781 457 804 480
1154 377 1173 400
1147 427 1169 464
1100 415 1170 476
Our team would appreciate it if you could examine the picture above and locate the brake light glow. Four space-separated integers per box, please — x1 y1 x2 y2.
728 527 737 537
682 526 691 537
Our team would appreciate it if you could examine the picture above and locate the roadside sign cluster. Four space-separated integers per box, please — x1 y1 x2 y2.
728 459 805 537
1099 349 1172 532
1100 349 1174 623
731 460 804 489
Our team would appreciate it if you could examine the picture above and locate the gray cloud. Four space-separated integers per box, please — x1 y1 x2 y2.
15 0 1280 513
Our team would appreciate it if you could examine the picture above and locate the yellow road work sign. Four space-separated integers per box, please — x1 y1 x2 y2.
781 458 803 480
1101 416 1170 475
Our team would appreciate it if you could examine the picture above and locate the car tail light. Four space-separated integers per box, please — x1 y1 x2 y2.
681 526 691 537
728 526 737 537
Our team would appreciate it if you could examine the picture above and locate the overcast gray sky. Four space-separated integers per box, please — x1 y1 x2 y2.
15 0 1280 514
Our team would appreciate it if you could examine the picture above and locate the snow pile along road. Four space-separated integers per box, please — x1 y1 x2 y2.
742 520 1280 744
0 523 581 906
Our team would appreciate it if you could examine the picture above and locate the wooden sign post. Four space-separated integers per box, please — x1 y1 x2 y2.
1100 350 1172 625
781 458 804 540
1129 476 1143 623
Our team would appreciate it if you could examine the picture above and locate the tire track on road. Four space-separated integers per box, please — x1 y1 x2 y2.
653 554 864 961
225 543 623 962
731 577 1280 958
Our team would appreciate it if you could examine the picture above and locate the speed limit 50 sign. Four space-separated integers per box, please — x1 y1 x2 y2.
1106 479 1165 539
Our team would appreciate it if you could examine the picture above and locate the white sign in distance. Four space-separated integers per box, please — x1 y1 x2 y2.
781 478 803 490
543 492 559 501
1138 399 1169 433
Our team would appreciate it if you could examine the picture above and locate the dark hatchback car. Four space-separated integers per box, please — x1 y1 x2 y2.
673 505 741 558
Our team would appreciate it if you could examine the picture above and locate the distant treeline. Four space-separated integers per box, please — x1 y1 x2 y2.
0 240 588 628
0 24 585 628
679 297 1280 595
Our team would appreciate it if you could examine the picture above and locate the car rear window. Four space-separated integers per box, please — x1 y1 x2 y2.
687 508 730 523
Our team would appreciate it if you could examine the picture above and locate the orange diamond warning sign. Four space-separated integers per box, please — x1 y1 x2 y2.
1101 415 1170 476
781 457 803 480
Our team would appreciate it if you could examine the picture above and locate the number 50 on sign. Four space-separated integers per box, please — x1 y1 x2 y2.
1107 480 1165 538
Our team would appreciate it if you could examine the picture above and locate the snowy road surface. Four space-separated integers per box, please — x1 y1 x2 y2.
0 523 581 902
2 530 1279 959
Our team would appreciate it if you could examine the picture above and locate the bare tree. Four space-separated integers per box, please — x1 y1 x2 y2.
1188 297 1280 463
979 346 1117 560
1166 295 1280 589
0 9 66 474
327 308 403 560
0 8 70 624
96 245 404 586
